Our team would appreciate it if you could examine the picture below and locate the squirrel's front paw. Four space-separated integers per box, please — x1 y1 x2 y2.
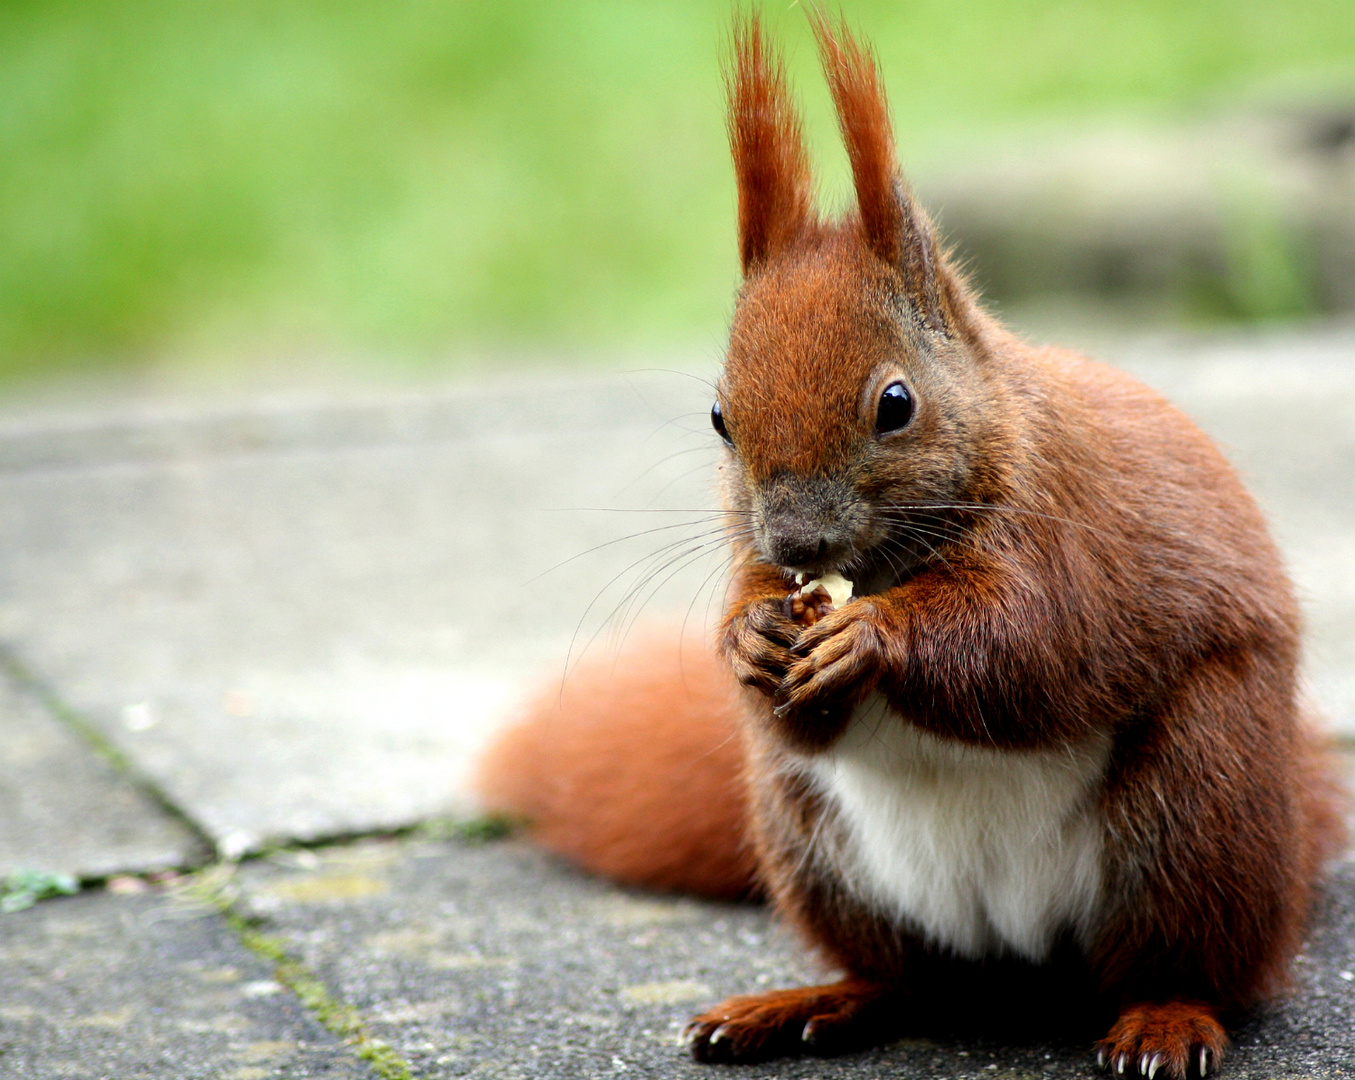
722 597 799 694
778 603 883 709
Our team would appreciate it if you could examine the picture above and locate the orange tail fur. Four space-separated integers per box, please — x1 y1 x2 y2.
475 629 760 900
1299 709 1352 882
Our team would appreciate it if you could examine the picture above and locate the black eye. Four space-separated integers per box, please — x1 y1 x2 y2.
711 401 733 446
875 382 914 435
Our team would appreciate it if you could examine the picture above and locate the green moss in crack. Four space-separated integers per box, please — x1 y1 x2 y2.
416 813 518 845
0 869 79 913
185 863 415 1080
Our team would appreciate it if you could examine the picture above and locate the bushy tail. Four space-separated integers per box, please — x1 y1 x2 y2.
1299 709 1352 879
475 629 760 900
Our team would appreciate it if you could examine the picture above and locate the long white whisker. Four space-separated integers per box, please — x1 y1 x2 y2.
563 526 736 679
527 518 733 586
610 540 733 663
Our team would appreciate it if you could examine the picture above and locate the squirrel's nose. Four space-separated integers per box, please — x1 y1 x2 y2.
766 530 830 570
758 473 857 572
761 514 852 572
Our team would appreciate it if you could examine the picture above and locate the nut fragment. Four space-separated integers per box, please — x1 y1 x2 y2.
783 572 854 626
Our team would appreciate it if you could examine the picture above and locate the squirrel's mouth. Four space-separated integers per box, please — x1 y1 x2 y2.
760 522 932 597
789 548 924 599
776 558 845 581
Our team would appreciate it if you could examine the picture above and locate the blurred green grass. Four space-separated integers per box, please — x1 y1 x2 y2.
2 0 1353 384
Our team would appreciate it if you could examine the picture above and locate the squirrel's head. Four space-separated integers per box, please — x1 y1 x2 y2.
716 14 1004 589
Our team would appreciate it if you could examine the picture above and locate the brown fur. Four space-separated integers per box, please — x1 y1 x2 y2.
808 12 954 329
477 12 1347 1079
727 13 814 274
476 629 758 900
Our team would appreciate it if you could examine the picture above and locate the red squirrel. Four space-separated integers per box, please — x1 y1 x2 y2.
478 13 1347 1079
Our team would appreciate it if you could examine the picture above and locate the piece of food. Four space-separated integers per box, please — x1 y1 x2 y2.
783 571 854 626
804 572 853 609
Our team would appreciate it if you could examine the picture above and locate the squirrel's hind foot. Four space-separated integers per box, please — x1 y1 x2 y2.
685 978 899 1064
1095 1001 1225 1079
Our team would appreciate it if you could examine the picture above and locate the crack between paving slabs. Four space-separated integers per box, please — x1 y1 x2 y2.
0 642 418 1080
182 864 416 1080
0 642 217 865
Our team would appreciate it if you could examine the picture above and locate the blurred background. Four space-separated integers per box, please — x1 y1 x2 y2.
3 0 1354 394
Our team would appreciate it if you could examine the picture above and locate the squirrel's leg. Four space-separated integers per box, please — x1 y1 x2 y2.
685 977 902 1063
1095 1001 1225 1078
1091 653 1311 1079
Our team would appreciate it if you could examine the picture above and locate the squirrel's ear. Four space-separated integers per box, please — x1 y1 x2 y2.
727 15 814 275
810 14 955 334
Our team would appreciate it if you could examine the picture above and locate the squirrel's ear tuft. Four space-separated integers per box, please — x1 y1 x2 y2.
727 14 815 275
809 13 955 334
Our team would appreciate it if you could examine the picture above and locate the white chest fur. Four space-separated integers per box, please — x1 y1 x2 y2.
803 694 1111 962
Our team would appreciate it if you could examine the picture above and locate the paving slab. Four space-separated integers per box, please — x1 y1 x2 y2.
0 668 203 880
0 373 723 858
231 835 1355 1079
0 884 374 1079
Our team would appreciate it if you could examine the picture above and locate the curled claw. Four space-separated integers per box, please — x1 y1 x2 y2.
1115 1055 1126 1075
787 625 824 659
1097 1049 1107 1070
684 1016 719 1042
1199 1048 1209 1076
786 615 834 659
1146 1053 1162 1080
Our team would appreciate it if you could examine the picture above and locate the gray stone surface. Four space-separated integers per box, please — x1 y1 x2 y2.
232 835 1355 1079
0 885 373 1079
0 374 722 857
0 669 203 880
